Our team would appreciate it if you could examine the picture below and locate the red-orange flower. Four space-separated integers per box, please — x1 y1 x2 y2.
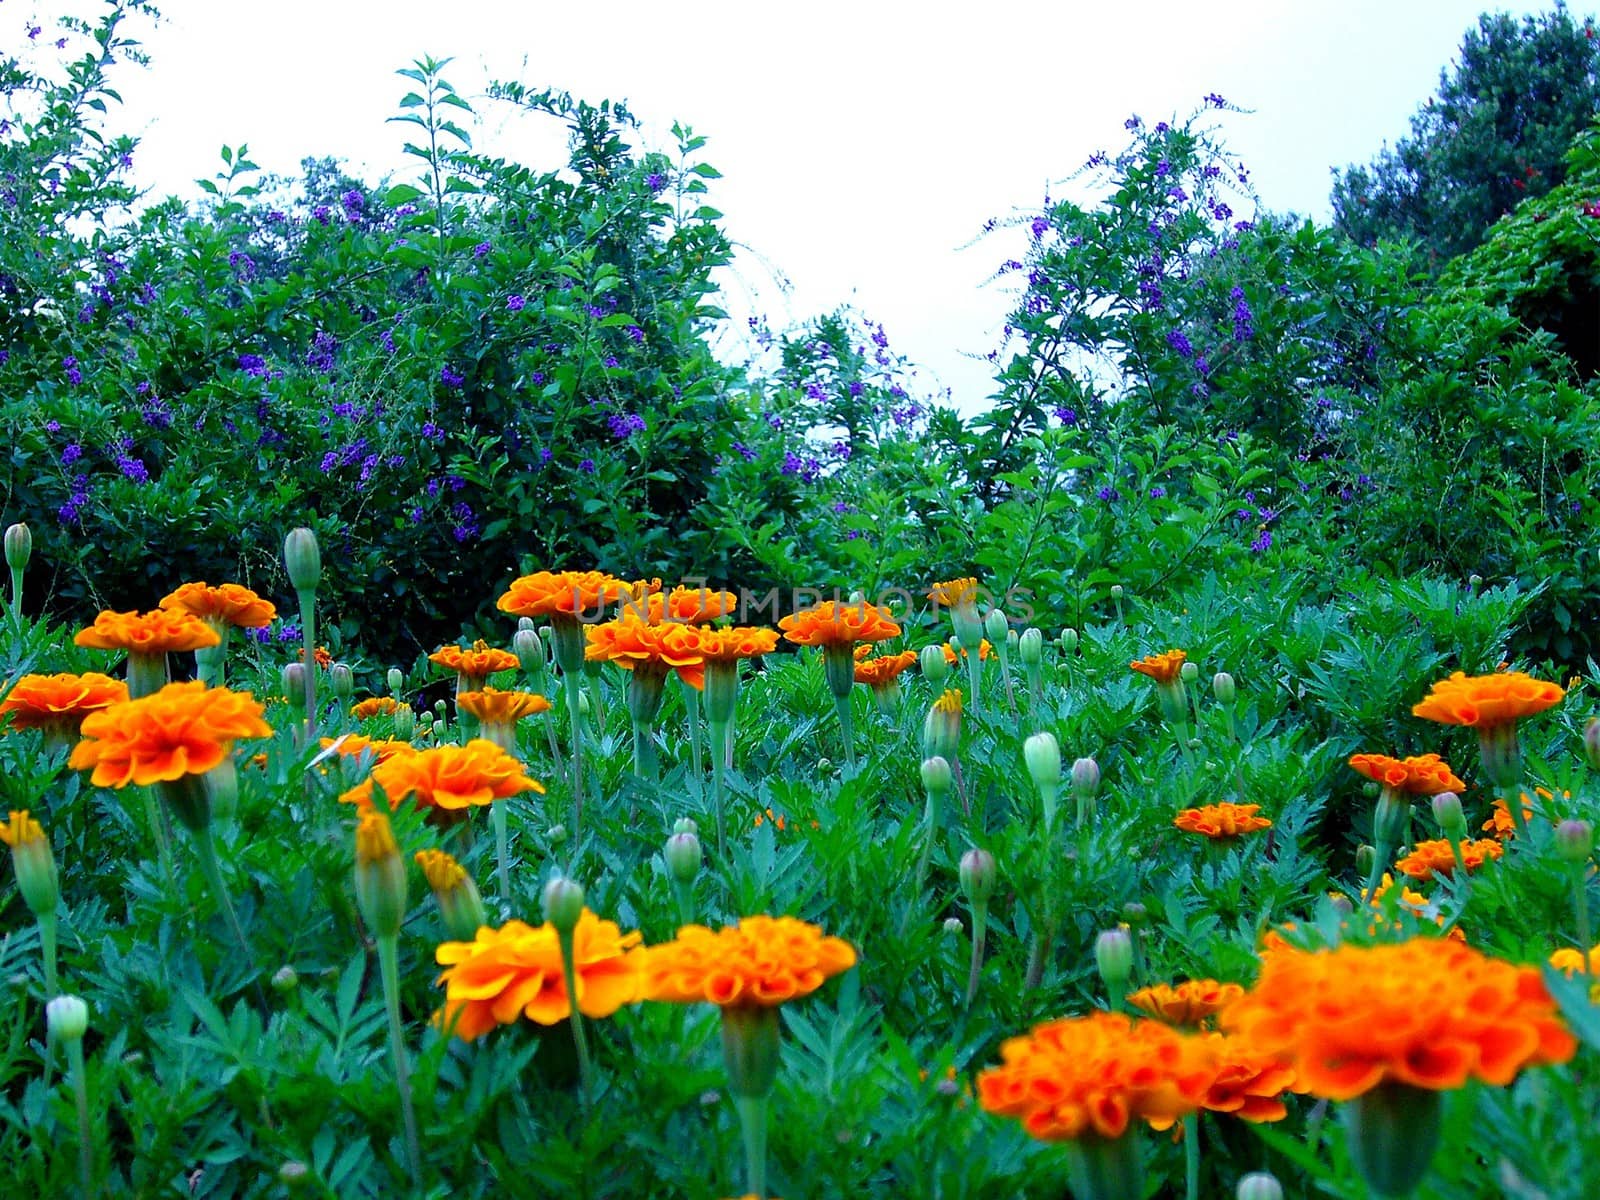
1411 671 1564 728
1222 938 1575 1100
695 626 780 662
1348 753 1465 795
778 599 901 647
0 672 129 732
429 640 519 681
1394 837 1503 881
67 681 271 787
642 915 856 1008
433 909 644 1040
350 697 401 720
1483 793 1550 839
74 608 220 655
939 639 992 665
584 619 705 689
627 585 740 625
1196 1033 1297 1123
1130 649 1187 685
1173 802 1271 838
338 739 542 812
495 571 630 620
854 650 918 687
319 734 418 764
977 1011 1216 1141
1128 980 1245 1028
455 688 552 724
159 582 276 628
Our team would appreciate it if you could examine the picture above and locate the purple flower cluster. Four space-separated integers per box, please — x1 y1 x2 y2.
239 353 270 379
473 241 491 258
607 412 647 440
62 355 82 386
1166 329 1194 358
341 190 365 220
645 172 666 193
577 458 597 474
306 331 338 375
61 443 83 466
1230 286 1254 342
507 294 526 312
230 251 257 282
451 501 479 542
57 473 89 525
421 421 445 442
320 438 371 473
440 366 464 388
1054 407 1078 426
1096 485 1121 503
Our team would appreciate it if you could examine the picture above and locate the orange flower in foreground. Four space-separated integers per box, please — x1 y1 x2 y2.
695 626 779 662
1348 752 1464 796
338 739 542 812
159 581 276 628
456 688 552 724
939 639 992 665
319 734 418 764
433 909 644 1040
1173 802 1271 838
496 570 629 620
1130 649 1187 685
74 608 220 655
1222 938 1575 1100
855 650 918 687
1196 1033 1297 1123
1394 837 1503 881
68 681 271 787
927 577 979 608
778 600 901 648
642 915 856 1008
628 585 740 625
0 672 129 731
585 619 706 689
1128 979 1245 1028
350 697 401 720
977 1012 1216 1141
1411 670 1564 728
429 639 519 681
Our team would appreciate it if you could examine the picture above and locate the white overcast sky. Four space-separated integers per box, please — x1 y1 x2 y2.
20 1 1549 410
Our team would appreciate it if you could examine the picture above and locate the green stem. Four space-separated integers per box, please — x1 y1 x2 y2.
492 801 510 903
38 910 58 997
1184 1113 1200 1200
563 672 586 848
66 1036 95 1199
965 903 988 1007
1575 866 1593 978
632 719 658 781
377 934 423 1190
710 720 730 858
685 689 703 777
298 590 318 742
556 926 595 1107
1364 836 1394 908
833 691 857 768
144 789 175 897
189 824 266 1010
1506 787 1531 842
965 653 982 719
734 1093 769 1199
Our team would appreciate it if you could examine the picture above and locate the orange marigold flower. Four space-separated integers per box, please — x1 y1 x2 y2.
1548 945 1600 976
855 650 918 687
1361 872 1431 913
1411 670 1564 728
939 638 992 665
159 581 276 628
927 577 979 608
752 808 820 832
319 734 418 763
298 645 334 669
977 1011 1216 1141
67 681 271 788
338 739 542 812
1394 838 1503 881
642 915 856 1008
1222 938 1576 1100
1196 1032 1297 1123
1348 752 1465 795
1128 980 1245 1027
695 626 779 662
433 909 644 1040
1482 791 1560 839
429 639 519 681
456 688 551 724
1173 802 1271 838
495 570 630 620
0 672 128 731
74 608 220 655
1130 649 1187 685
584 618 706 689
350 697 401 720
628 585 740 625
778 599 901 648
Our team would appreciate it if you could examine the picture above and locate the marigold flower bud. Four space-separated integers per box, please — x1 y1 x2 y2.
1556 819 1593 864
959 848 996 905
673 816 699 836
547 822 567 843
1024 732 1061 790
1060 627 1078 653
817 757 834 773
281 661 306 707
434 699 448 720
951 605 984 651
943 916 964 936
1374 792 1409 848
386 667 404 694
283 527 321 593
392 704 415 739
921 755 954 797
1121 901 1148 927
1430 791 1465 840
1345 1082 1444 1198
1071 756 1101 801
1180 661 1199 684
577 690 591 717
1017 628 1043 666
1355 844 1377 877
1094 927 1134 989
983 608 1009 645
1237 1172 1284 1200
542 875 585 934
665 830 702 885
1109 584 1123 601
329 663 354 701
1468 573 1483 590
4 522 31 572
1585 718 1600 771
271 965 299 993
919 644 950 687
1 811 58 917
353 811 406 941
46 994 88 1042
1212 671 1236 705
513 627 544 673
278 1162 310 1189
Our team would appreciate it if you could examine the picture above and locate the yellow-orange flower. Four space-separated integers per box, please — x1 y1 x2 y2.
695 626 779 662
67 681 271 787
854 650 918 687
433 909 644 1040
350 697 401 720
1222 938 1575 1100
299 645 333 670
778 600 901 648
0 672 128 731
495 570 630 620
159 581 276 628
456 688 552 724
415 848 468 893
1128 980 1245 1027
927 578 979 608
1411 670 1564 727
1130 649 1187 685
584 618 705 689
338 739 542 813
429 639 519 681
74 608 220 655
939 639 992 665
0 810 46 849
1548 944 1600 976
1348 753 1464 795
977 1011 1216 1141
628 585 740 625
1361 872 1431 913
1394 837 1503 881
319 734 418 763
1173 802 1271 838
1196 1032 1297 1123
752 808 820 832
642 915 856 1008
1482 791 1558 839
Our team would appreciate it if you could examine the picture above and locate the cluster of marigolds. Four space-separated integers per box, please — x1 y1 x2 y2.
0 532 1594 1200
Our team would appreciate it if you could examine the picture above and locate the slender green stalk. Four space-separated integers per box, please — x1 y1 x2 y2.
833 692 857 768
710 719 730 856
297 589 318 741
633 719 659 781
1183 1113 1200 1200
562 671 586 847
66 1036 95 1198
964 653 982 720
685 688 703 777
556 927 595 1106
492 802 510 902
377 934 423 1190
189 825 266 1010
143 789 175 895
734 1093 769 1198
38 910 58 996
965 903 988 1007
1575 868 1593 977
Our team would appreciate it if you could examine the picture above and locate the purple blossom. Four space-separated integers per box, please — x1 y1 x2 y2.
44 420 60 433
507 294 526 312
1054 407 1078 426
421 422 444 442
603 354 620 369
61 444 82 466
627 325 644 343
646 172 666 192
1166 329 1194 358
341 189 365 219
312 205 331 224
1249 528 1272 553
409 506 425 524
473 241 491 258
117 455 149 483
62 356 82 386
577 458 597 474
538 448 553 466
1205 92 1227 108
239 353 269 378
440 366 464 388
731 441 757 462
607 412 647 439
1030 216 1050 239
446 474 465 492
780 451 803 477
1124 115 1142 130
306 331 338 375
1097 485 1121 503
1149 486 1166 499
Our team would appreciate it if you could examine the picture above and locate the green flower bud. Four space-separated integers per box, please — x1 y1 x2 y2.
1005 628 1019 652
434 699 448 720
959 848 996 905
386 667 404 694
1017 628 1043 666
943 916 964 936
547 822 567 844
984 608 1009 645
1071 756 1101 801
1023 732 1062 790
271 965 299 993
2 811 58 917
1094 927 1133 988
1109 584 1123 601
1430 791 1466 840
4 522 31 572
513 627 544 674
1355 844 1377 878
1556 819 1593 864
283 527 321 593
1212 671 1236 705
281 662 306 708
1236 1171 1284 1200
329 663 354 701
673 816 699 836
1344 1082 1443 1199
1121 901 1147 927
417 710 434 735
542 875 585 934
919 644 951 687
665 830 702 885
1060 627 1079 653
517 617 536 633
1180 661 1199 684
46 994 89 1042
392 705 415 739
577 690 591 717
921 755 954 797
1585 718 1600 772
817 756 834 773
278 1161 311 1189
1374 792 1409 848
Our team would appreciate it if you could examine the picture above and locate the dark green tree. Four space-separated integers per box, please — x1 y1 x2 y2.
1331 3 1600 268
